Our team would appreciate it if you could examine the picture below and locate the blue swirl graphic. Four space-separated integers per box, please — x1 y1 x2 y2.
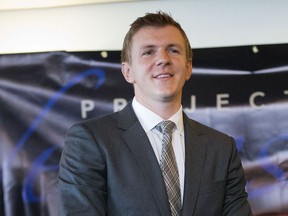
22 146 58 203
247 134 288 200
7 68 105 203
258 134 288 180
8 68 105 164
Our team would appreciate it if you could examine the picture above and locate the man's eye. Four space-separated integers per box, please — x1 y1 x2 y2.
143 50 154 56
169 48 179 53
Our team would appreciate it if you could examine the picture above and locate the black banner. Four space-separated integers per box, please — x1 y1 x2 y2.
1 44 288 215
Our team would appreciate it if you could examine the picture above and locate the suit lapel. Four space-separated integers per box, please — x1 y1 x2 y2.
117 102 171 216
181 115 207 215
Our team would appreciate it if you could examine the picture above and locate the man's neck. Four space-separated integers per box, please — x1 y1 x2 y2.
134 96 181 120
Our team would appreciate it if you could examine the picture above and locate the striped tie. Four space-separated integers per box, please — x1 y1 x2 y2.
156 120 181 216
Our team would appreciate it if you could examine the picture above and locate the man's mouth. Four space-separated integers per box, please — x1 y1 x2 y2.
155 73 173 78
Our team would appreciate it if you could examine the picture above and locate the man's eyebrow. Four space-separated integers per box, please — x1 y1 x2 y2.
167 43 182 48
140 45 156 50
140 43 182 49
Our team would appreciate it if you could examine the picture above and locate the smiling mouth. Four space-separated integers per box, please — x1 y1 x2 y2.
155 74 174 78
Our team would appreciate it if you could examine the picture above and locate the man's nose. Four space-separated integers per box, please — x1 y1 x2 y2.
156 51 171 66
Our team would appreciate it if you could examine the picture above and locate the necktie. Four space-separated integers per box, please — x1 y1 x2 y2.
156 120 181 216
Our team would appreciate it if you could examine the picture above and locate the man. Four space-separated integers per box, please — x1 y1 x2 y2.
59 11 252 215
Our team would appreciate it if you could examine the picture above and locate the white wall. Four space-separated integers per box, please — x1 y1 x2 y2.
0 0 288 54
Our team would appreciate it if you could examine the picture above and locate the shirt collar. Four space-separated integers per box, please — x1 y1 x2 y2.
132 97 184 135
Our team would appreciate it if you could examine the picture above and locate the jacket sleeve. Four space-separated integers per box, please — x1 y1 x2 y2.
223 137 253 216
58 123 107 216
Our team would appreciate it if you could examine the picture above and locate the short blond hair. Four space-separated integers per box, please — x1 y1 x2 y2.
121 11 192 63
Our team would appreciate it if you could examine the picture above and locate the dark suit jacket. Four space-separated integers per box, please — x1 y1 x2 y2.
58 101 252 216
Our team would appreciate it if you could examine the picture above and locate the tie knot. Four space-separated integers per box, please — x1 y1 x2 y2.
156 120 175 134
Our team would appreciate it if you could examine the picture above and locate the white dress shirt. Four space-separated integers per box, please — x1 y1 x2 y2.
132 98 185 203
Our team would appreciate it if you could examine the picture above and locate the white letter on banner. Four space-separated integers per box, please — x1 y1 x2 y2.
184 95 196 113
81 100 95 119
217 93 230 111
113 98 127 112
250 91 265 108
284 90 288 95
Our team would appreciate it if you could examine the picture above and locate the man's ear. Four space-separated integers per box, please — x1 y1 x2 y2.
186 60 192 81
121 62 134 83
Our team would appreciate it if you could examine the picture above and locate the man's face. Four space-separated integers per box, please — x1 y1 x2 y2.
121 25 192 107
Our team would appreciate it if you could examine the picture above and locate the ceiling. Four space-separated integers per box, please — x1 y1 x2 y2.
0 0 142 11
